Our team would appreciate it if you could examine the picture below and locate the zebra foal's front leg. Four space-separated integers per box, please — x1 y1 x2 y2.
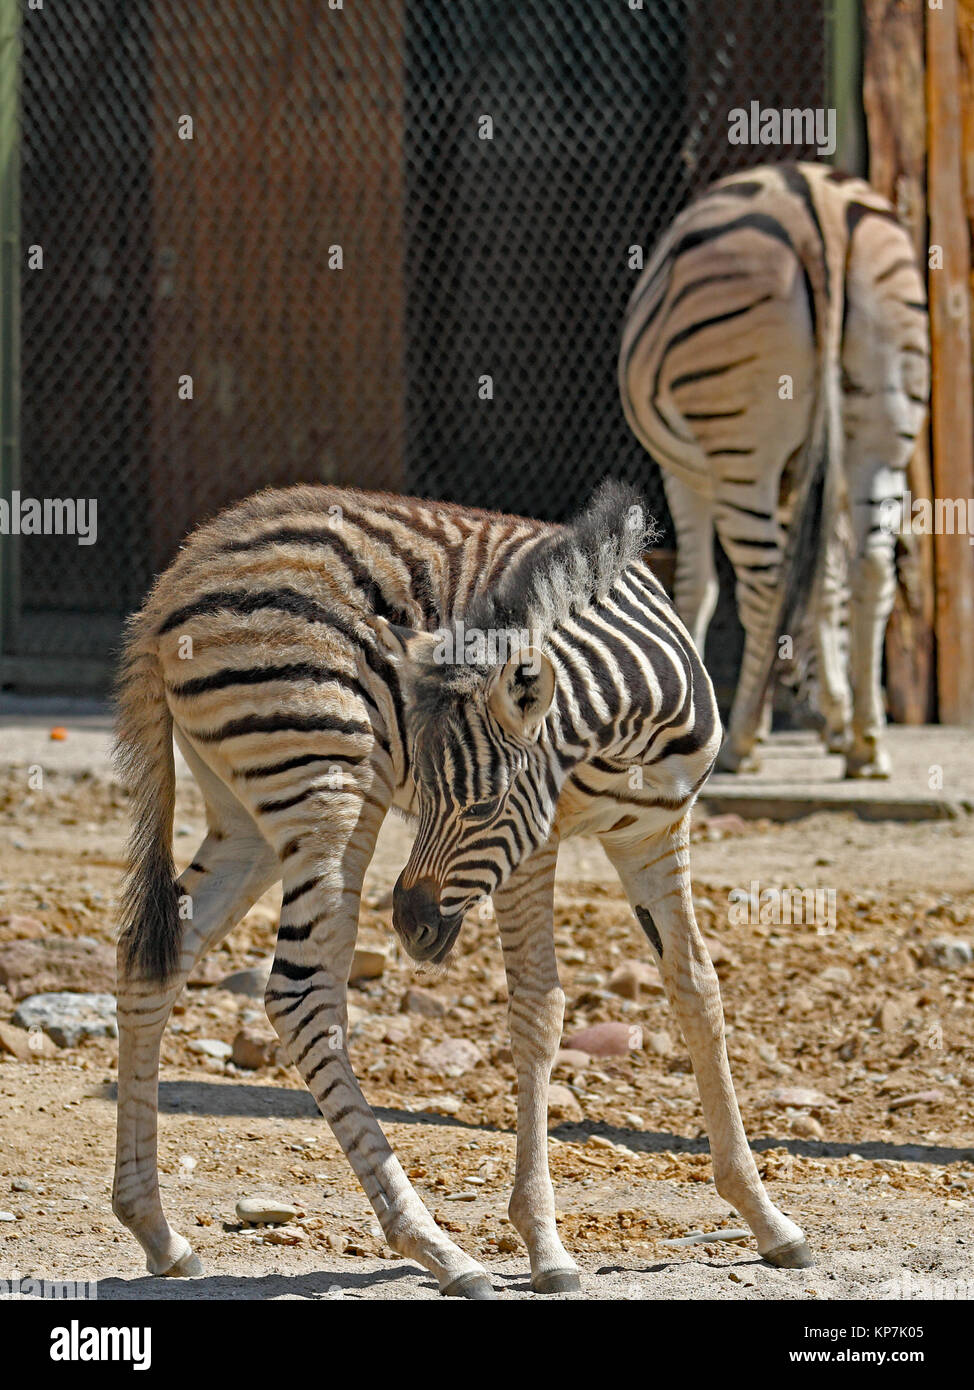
264 800 494 1299
492 836 581 1294
604 817 813 1268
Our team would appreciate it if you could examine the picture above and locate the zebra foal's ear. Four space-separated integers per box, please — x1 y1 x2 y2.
487 647 555 742
369 616 438 667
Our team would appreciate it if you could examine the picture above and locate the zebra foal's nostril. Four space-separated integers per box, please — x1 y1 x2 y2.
392 875 443 957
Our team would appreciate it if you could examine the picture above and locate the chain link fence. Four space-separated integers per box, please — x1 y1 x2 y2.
1 0 833 688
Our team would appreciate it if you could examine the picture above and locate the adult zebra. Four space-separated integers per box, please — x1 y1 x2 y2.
112 480 810 1298
619 161 929 777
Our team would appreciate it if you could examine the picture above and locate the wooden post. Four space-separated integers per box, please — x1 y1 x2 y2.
861 0 936 723
926 0 974 723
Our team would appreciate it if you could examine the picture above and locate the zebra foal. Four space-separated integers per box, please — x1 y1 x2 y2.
112 481 810 1297
620 161 930 777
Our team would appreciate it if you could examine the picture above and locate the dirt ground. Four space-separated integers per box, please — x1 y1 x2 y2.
1 754 973 1301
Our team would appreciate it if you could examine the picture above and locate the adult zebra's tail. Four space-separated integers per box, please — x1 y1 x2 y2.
114 613 181 983
751 177 847 711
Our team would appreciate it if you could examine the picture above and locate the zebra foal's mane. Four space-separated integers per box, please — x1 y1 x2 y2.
409 480 658 722
468 478 657 640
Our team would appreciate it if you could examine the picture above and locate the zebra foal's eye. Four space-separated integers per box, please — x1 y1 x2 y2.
461 796 501 822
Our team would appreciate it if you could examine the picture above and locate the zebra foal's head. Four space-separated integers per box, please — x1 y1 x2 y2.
374 619 559 963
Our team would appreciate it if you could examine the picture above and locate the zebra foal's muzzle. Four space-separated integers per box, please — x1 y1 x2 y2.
392 874 462 964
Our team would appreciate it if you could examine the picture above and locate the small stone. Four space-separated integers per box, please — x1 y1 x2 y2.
231 1027 283 1070
12 991 117 1047
888 1089 944 1112
349 945 388 984
10 1178 35 1193
0 915 45 941
791 1115 825 1140
607 961 663 1000
0 1020 58 1061
547 1084 584 1125
644 1030 673 1057
260 1225 305 1245
817 966 853 990
873 1001 903 1033
703 936 732 967
400 987 446 1018
381 1017 413 1046
921 938 973 970
0 1212 16 1223
662 1228 750 1248
700 814 747 836
496 1233 520 1254
553 1048 590 1071
412 1095 462 1116
418 1037 483 1077
187 1038 233 1061
217 956 274 998
235 1196 299 1226
564 1021 641 1057
765 1086 833 1110
0 937 116 1001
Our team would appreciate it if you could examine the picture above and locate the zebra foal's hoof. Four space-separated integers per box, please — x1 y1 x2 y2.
761 1238 815 1269
157 1247 204 1278
441 1271 497 1300
531 1267 582 1294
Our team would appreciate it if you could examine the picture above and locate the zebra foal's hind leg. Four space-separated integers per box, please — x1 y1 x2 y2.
113 751 279 1275
492 835 581 1294
603 817 813 1268
262 781 494 1299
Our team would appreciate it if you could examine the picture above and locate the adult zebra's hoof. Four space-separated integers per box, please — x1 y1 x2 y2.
531 1267 582 1294
716 744 760 775
157 1247 203 1278
761 1239 815 1269
844 749 891 780
441 1271 497 1300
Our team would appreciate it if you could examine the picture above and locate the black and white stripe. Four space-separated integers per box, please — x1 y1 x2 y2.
619 160 930 778
111 478 810 1295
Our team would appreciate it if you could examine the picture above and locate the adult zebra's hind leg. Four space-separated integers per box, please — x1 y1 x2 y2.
844 468 901 778
663 474 719 657
603 817 812 1267
113 753 280 1276
263 785 493 1299
492 834 581 1294
813 532 853 755
713 488 784 774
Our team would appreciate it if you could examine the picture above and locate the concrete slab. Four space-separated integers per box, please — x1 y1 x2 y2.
2 700 971 822
700 727 974 822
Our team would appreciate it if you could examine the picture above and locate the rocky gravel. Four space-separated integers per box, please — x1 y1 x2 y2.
0 764 972 1298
